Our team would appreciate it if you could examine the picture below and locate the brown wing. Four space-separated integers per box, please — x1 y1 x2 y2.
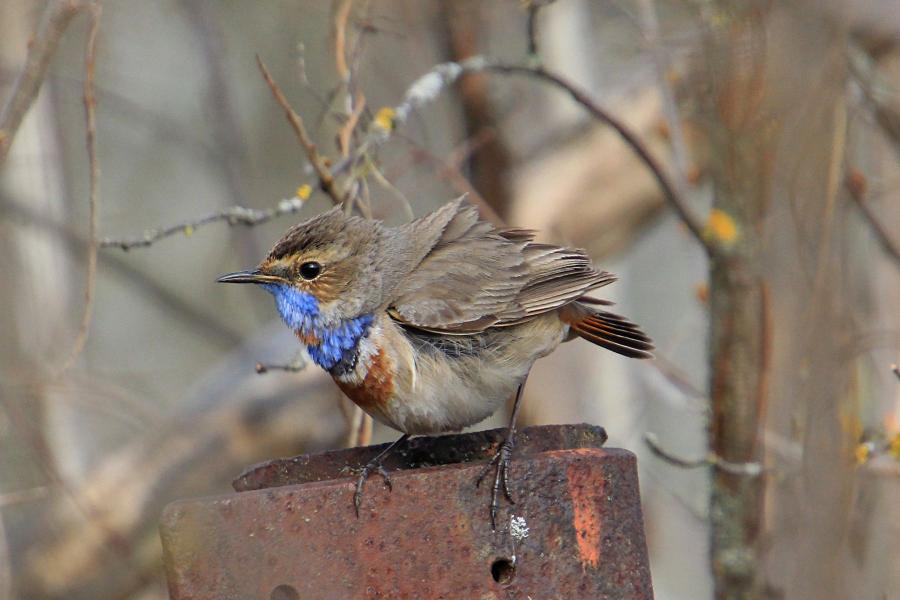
387 200 616 333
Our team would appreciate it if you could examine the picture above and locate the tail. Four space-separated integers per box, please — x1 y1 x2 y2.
560 301 654 359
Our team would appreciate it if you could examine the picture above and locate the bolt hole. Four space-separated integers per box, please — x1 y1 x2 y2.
270 584 300 600
491 558 515 585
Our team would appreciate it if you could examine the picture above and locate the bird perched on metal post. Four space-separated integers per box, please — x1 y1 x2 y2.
218 196 653 529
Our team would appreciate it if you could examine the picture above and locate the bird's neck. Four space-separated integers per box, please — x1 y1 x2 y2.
264 284 374 372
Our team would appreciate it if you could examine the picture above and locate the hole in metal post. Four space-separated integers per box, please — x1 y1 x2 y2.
270 584 300 600
490 558 515 584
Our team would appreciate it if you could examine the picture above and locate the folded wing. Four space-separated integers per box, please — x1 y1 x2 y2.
387 199 618 334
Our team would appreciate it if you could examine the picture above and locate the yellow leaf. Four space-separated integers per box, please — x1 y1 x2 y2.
183 225 194 237
295 184 312 200
694 282 709 304
889 433 900 460
373 107 396 132
704 209 739 244
854 442 871 465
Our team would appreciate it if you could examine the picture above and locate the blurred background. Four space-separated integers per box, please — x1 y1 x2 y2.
1 0 898 598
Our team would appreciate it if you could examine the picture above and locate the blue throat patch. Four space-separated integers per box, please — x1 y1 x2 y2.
262 283 374 371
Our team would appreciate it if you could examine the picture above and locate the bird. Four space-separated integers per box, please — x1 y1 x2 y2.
218 196 653 528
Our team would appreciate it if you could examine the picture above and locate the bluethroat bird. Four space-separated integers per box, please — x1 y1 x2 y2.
218 197 653 528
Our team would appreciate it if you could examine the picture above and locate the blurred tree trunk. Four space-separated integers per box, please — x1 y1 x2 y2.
697 6 770 596
694 2 859 598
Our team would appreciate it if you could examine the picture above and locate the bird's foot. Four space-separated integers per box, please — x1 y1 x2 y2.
353 460 393 517
476 433 516 531
351 433 408 516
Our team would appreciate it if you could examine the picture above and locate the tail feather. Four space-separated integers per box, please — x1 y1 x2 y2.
561 302 654 359
576 295 616 307
576 317 653 346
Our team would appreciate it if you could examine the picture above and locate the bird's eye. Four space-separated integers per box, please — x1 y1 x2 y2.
298 261 322 280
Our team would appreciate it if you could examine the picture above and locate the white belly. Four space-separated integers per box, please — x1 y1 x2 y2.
358 313 567 435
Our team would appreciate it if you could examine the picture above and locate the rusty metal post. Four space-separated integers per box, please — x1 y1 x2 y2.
160 424 653 599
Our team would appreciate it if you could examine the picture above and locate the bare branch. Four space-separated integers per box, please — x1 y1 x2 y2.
483 63 714 255
0 485 51 508
644 432 708 468
333 0 353 84
645 432 764 477
56 3 101 377
525 0 554 58
337 92 366 157
99 196 307 251
368 162 414 221
636 0 694 192
256 55 344 205
852 195 900 263
396 131 504 225
845 170 900 266
850 42 900 161
255 352 307 375
1 198 242 345
356 411 373 446
648 353 708 405
0 0 86 164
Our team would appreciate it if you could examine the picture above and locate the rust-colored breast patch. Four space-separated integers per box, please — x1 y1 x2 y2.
295 330 320 345
335 347 395 411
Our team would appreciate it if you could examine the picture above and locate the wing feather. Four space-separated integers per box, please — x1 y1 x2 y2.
387 199 617 333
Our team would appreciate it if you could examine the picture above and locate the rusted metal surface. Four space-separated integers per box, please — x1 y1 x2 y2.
234 423 608 491
161 424 653 599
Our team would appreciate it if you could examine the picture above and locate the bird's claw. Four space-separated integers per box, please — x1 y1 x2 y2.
476 437 516 530
354 461 393 517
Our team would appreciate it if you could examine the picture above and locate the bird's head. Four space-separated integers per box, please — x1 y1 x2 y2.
217 206 386 333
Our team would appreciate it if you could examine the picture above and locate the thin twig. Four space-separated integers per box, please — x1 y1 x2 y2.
845 172 900 265
338 92 366 157
181 0 261 265
255 362 305 374
0 0 85 164
345 405 363 447
2 197 242 345
850 42 900 162
256 55 344 205
333 0 353 84
644 432 707 468
56 3 101 377
0 485 50 508
525 0 554 58
255 351 307 374
396 131 504 225
644 432 764 476
356 411 373 446
484 63 713 255
368 162 414 221
636 0 694 194
344 405 373 448
99 196 307 250
648 353 708 404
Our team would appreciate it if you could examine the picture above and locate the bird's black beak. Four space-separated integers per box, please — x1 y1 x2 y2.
216 269 282 285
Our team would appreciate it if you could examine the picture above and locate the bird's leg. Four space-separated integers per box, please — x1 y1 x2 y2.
354 433 409 516
476 374 529 530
